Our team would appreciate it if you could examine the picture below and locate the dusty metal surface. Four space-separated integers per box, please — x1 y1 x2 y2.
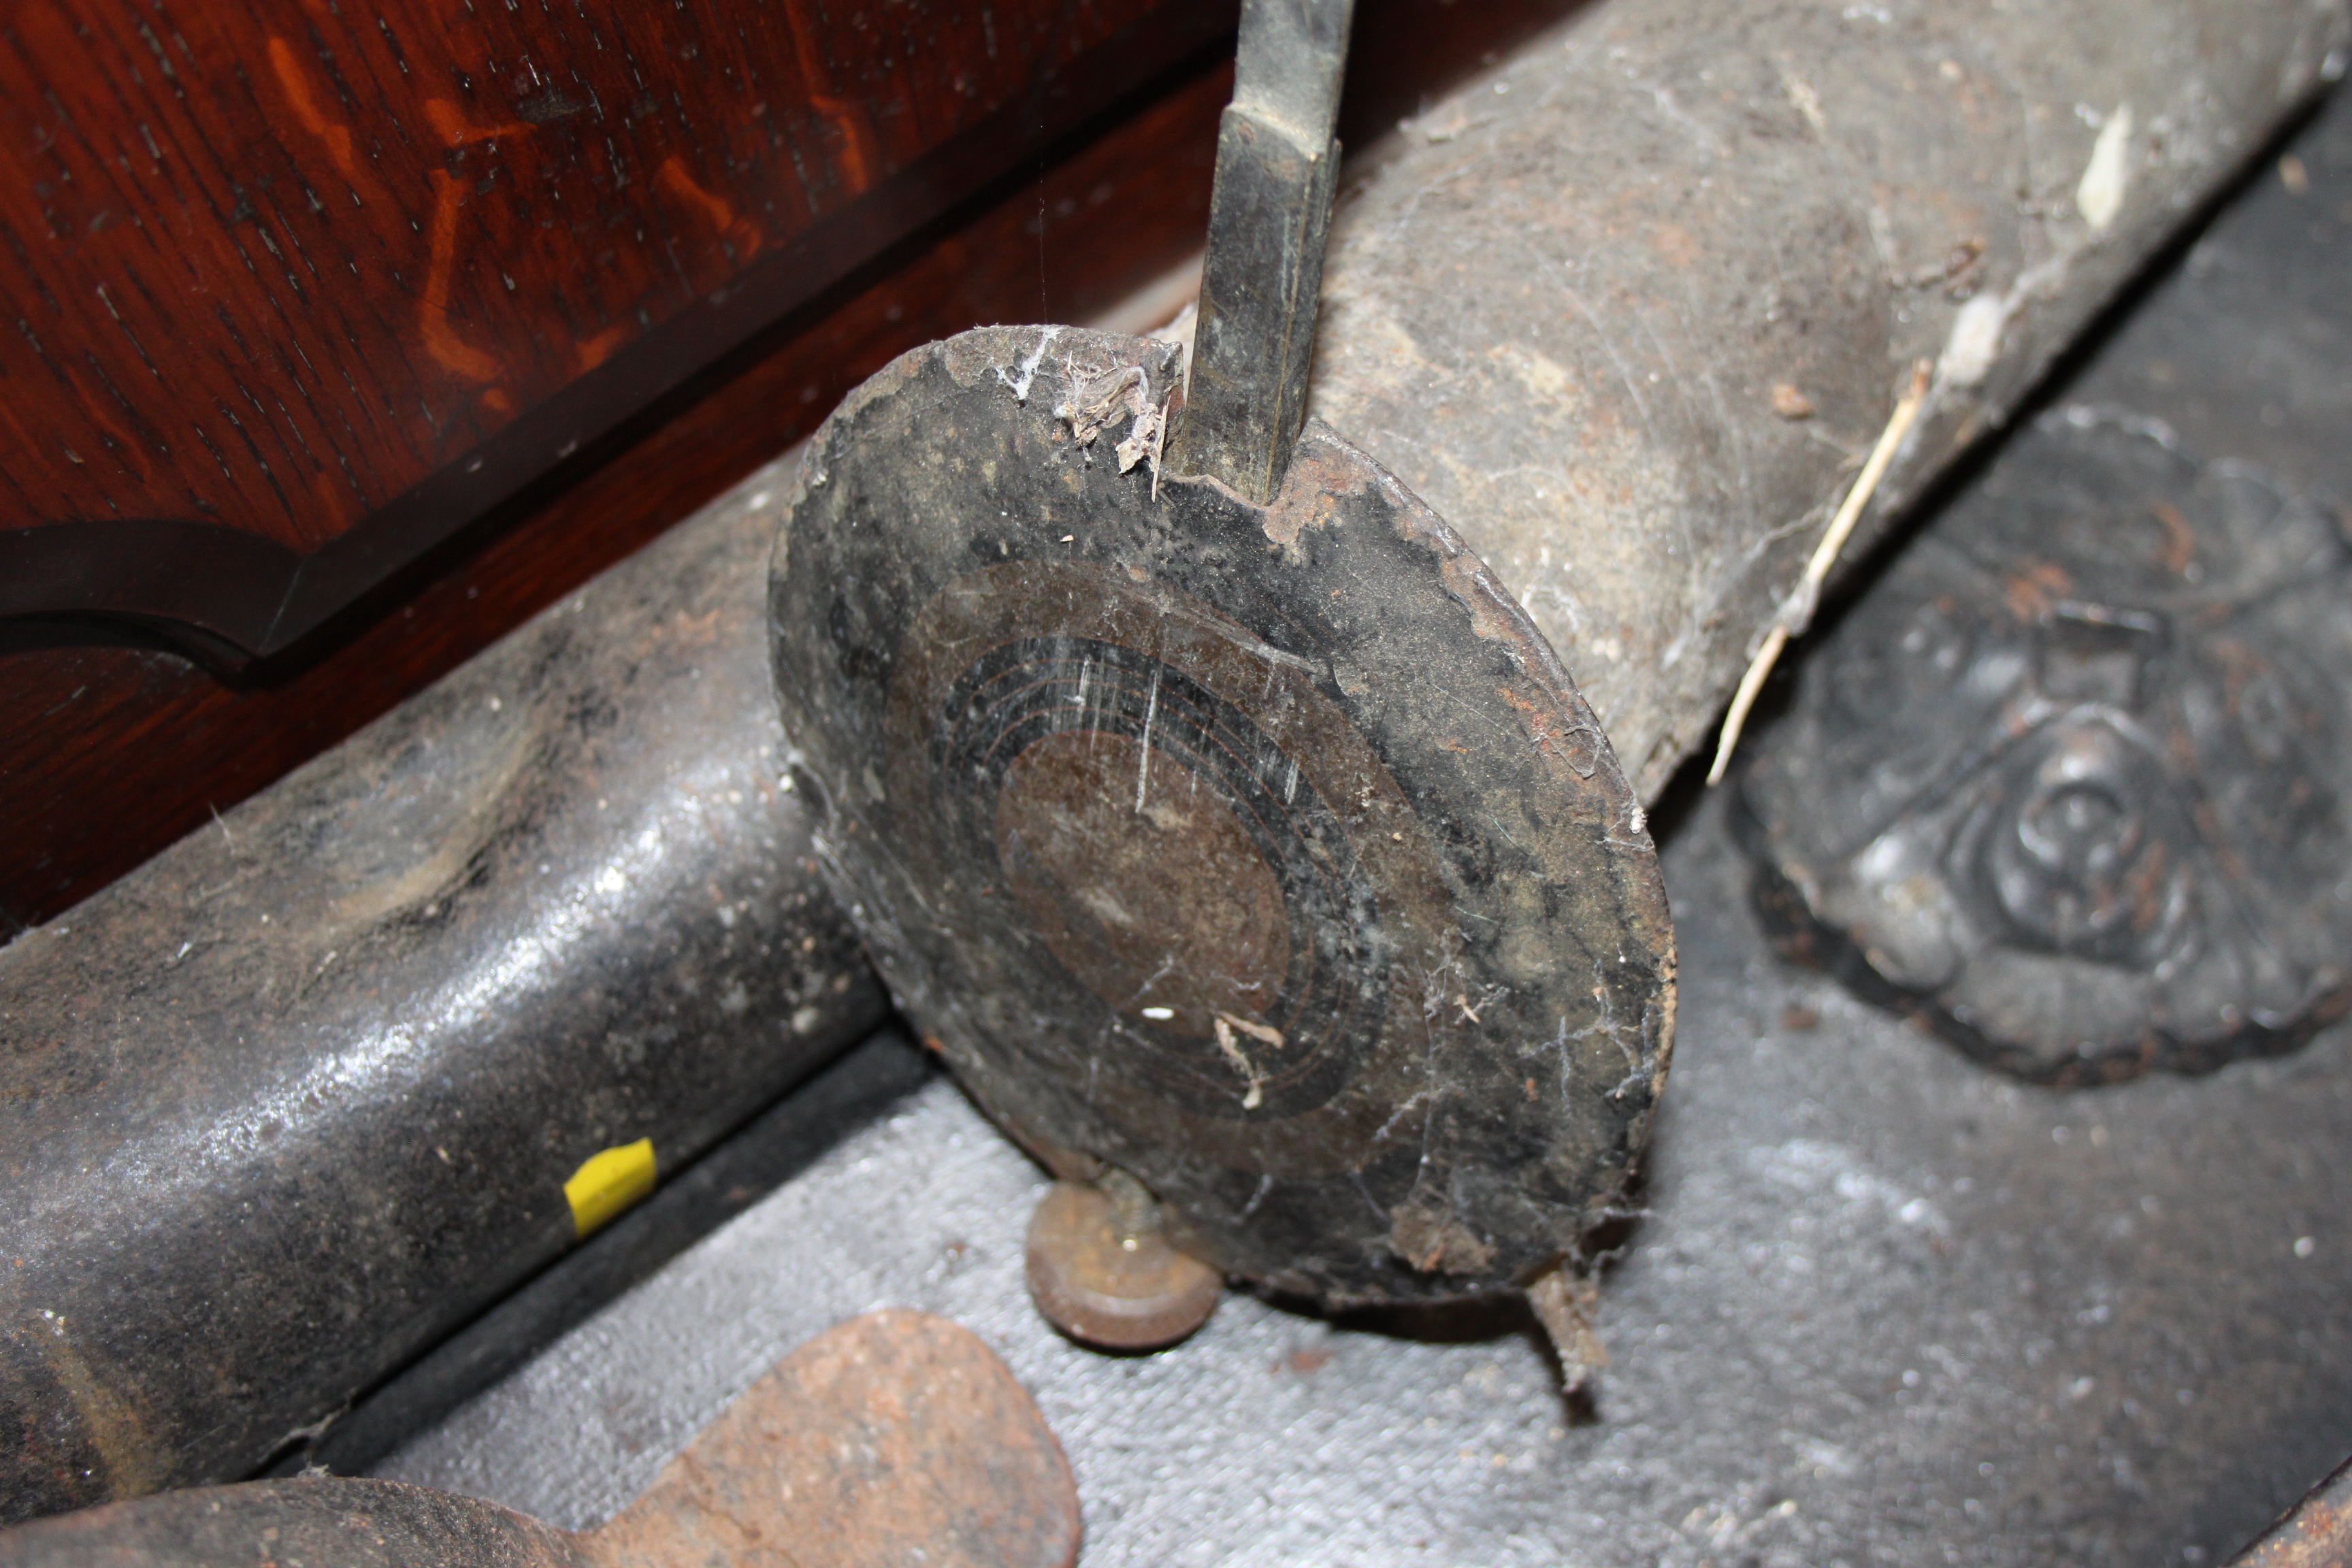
0 1478 588 1568
1309 0 2350 800
770 324 1672 1307
0 480 889 1520
375 786 2352 1565
293 1030 936 1480
1 1311 1079 1568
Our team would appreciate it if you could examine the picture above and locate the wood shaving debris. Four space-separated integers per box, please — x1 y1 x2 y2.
1526 1265 1610 1390
1219 1011 1284 1047
1781 71 1828 135
1212 1011 1281 1110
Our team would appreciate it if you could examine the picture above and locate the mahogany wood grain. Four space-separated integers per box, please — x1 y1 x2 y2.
0 0 1232 655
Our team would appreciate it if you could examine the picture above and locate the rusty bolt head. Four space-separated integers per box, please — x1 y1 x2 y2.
1025 1179 1222 1350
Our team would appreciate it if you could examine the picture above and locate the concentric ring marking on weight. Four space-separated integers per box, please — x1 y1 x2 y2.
881 557 1460 1178
931 634 1388 1119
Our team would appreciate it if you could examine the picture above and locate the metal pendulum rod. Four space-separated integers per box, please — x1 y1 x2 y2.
1164 0 1357 504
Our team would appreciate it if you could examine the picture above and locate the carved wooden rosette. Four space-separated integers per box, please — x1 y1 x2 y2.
1742 416 2352 1083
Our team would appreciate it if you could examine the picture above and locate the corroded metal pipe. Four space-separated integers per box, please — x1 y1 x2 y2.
0 483 887 1522
1311 0 2349 796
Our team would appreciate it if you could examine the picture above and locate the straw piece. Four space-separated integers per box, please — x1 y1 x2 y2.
1706 359 1933 786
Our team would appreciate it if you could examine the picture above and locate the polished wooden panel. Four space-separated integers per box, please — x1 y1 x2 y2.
0 0 1230 655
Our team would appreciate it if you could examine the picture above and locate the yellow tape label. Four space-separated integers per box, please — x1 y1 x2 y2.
564 1137 656 1238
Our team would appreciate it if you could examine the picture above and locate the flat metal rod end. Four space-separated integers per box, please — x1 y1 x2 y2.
1166 0 1357 504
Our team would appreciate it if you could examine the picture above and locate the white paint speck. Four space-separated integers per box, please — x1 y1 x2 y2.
2076 104 2134 233
1938 292 2009 389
